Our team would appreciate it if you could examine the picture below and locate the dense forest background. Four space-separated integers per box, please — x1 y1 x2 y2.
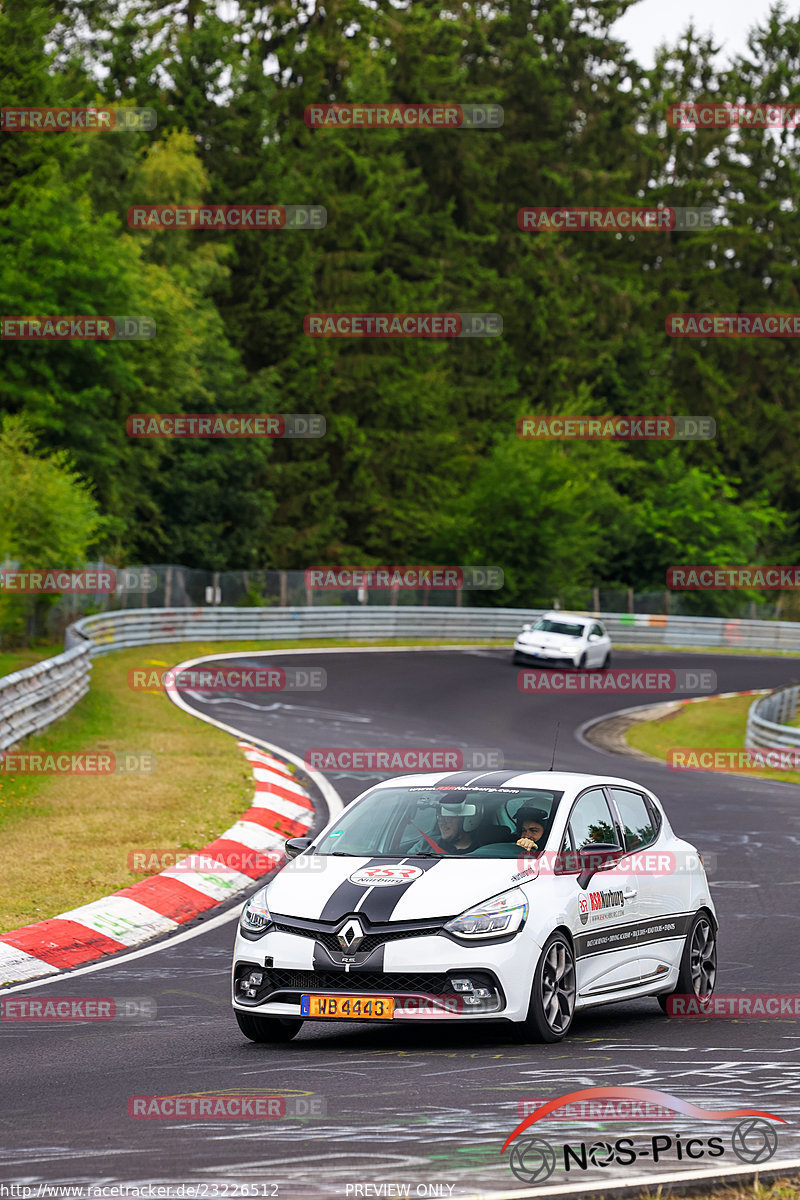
2 0 799 608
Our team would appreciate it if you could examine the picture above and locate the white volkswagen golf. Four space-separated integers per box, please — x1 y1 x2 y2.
232 770 716 1043
513 612 612 669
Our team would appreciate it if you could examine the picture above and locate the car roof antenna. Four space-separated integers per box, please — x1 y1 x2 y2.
548 723 560 771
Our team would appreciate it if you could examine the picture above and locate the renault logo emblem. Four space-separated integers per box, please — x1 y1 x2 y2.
337 917 365 951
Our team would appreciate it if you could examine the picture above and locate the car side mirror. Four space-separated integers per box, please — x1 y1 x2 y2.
588 633 600 642
285 836 313 859
576 843 624 889
522 623 532 632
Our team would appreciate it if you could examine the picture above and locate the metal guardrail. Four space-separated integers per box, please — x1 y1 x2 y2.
62 605 800 656
0 643 92 752
746 684 800 752
3 604 800 752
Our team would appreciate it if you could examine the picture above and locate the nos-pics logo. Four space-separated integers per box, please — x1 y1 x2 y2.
502 1087 784 1184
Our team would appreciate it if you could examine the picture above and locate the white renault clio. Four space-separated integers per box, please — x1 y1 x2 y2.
232 770 716 1043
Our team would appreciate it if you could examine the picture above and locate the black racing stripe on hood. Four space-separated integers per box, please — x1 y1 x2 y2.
318 857 386 922
355 858 441 923
466 771 527 788
431 770 491 789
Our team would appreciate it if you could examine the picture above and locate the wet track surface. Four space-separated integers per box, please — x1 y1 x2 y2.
3 648 800 1195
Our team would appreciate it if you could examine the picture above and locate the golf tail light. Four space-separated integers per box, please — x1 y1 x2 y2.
444 887 528 940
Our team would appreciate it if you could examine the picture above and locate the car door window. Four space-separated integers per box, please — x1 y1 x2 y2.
556 828 580 873
590 624 603 639
609 788 657 851
568 788 621 849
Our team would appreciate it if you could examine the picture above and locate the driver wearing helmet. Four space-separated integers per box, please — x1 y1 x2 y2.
435 809 476 855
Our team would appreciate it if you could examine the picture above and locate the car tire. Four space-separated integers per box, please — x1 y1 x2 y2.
512 932 576 1043
575 653 587 671
657 910 717 1015
601 652 611 669
235 1009 303 1043
512 651 524 665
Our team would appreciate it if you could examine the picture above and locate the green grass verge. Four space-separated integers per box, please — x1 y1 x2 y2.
0 636 507 933
635 1180 800 1200
626 693 800 785
0 644 63 678
614 643 800 657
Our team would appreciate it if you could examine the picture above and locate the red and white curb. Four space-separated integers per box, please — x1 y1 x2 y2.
0 741 314 988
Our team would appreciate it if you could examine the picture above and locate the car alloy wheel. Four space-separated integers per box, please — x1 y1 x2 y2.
689 916 717 999
658 911 717 1014
515 932 576 1042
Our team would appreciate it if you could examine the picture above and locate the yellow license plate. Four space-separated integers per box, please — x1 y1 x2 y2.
300 994 395 1019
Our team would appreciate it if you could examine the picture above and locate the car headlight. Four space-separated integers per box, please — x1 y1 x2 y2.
240 887 271 936
444 887 528 940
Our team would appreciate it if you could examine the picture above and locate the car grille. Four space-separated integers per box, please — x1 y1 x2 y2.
271 918 444 958
265 969 450 996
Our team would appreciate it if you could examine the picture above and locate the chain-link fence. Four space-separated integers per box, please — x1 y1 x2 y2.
0 562 789 649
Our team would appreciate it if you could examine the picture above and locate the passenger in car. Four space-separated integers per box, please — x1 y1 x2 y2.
515 807 549 853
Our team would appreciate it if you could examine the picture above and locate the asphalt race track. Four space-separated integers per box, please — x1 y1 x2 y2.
3 647 800 1196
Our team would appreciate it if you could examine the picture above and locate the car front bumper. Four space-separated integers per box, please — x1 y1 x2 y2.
514 639 580 667
232 926 537 1023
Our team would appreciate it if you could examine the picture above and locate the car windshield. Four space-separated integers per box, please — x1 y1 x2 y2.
314 785 564 859
532 619 585 637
